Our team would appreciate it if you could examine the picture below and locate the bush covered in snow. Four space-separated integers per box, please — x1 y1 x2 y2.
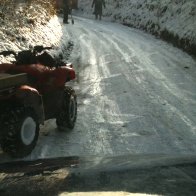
0 0 56 25
0 0 60 62
0 0 56 49
0 0 58 47
78 0 196 56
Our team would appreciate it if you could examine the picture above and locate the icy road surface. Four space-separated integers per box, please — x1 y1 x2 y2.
1 17 196 162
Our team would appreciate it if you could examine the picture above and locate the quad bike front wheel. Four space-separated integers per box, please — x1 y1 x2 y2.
0 107 39 158
56 86 77 130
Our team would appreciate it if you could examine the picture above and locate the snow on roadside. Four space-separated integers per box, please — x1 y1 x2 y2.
0 2 71 64
78 0 196 56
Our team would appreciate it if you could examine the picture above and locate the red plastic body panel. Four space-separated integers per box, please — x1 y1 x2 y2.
16 85 40 95
0 63 15 73
2 63 76 93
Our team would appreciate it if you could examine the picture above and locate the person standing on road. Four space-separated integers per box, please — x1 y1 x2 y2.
63 0 72 24
92 0 106 20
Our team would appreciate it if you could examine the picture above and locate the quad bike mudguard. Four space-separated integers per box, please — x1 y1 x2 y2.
15 85 45 124
0 72 44 125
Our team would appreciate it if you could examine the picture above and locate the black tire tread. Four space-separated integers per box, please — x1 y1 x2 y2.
56 86 77 130
0 107 39 158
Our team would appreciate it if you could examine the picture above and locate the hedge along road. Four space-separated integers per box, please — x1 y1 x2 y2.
0 16 196 163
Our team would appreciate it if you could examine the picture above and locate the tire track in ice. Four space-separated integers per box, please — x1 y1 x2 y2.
76 20 196 154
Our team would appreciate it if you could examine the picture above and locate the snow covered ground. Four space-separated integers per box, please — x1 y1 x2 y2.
0 13 196 164
78 0 196 56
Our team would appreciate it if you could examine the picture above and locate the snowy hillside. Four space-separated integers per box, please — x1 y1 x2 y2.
78 0 196 56
0 1 69 64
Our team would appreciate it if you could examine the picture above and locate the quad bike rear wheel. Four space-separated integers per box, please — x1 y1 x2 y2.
0 107 39 158
56 86 77 130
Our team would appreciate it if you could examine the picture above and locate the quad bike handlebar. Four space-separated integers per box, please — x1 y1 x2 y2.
0 45 54 66
0 45 53 57
33 46 53 54
0 50 16 57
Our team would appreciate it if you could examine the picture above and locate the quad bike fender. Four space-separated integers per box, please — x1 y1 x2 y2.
16 85 45 124
43 66 76 90
56 66 76 82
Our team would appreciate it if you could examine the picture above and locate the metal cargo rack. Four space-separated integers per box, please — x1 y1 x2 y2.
0 73 28 90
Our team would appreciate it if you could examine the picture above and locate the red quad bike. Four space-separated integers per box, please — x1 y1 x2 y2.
0 46 77 158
